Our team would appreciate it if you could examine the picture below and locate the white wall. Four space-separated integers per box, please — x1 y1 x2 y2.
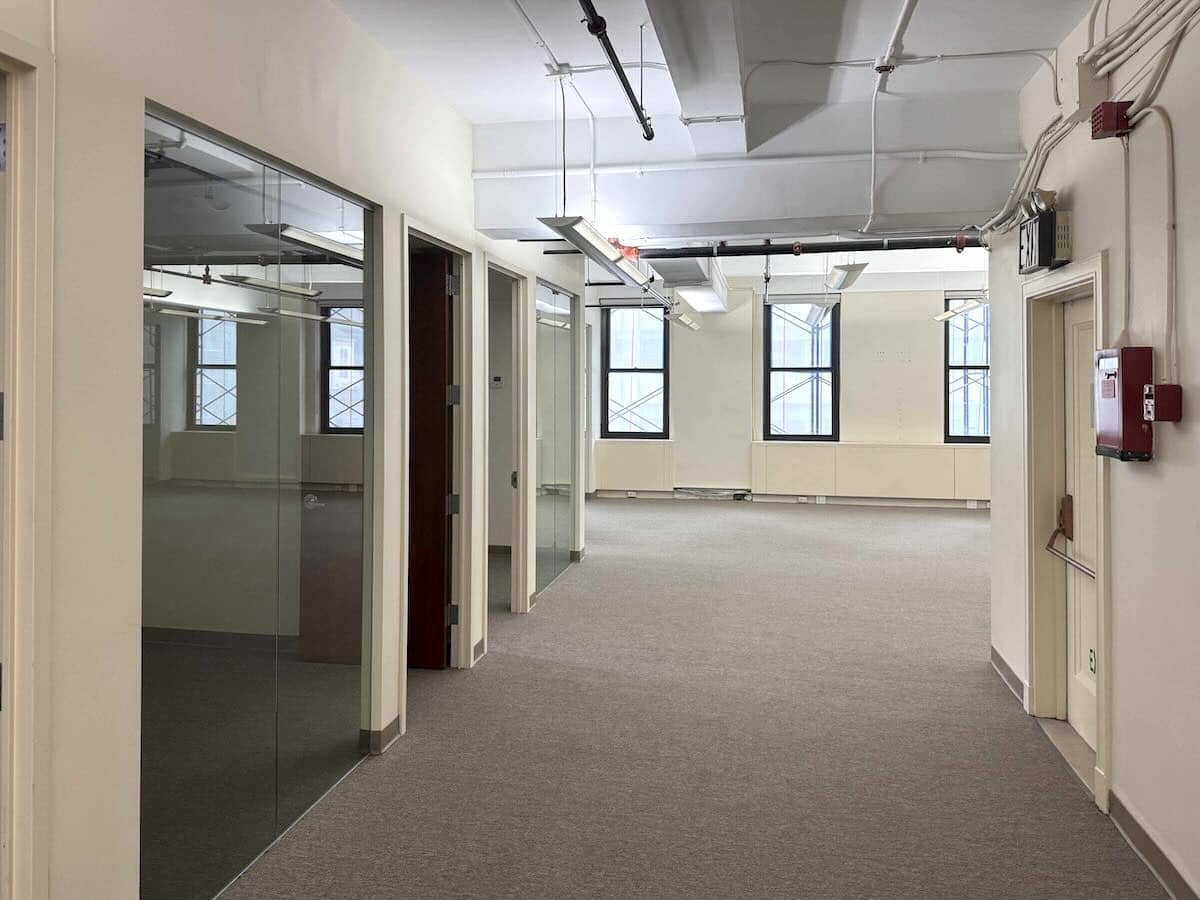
488 272 514 547
592 281 990 502
0 1 582 894
989 3 1200 890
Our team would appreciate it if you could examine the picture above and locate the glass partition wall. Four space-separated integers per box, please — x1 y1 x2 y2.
142 114 371 899
534 283 576 592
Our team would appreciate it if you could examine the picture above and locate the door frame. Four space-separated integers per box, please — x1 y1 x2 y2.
403 221 475 669
0 29 55 900
1020 252 1112 812
484 262 528 618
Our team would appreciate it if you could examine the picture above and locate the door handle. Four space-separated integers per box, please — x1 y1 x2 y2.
1044 494 1095 579
303 493 326 511
511 470 519 489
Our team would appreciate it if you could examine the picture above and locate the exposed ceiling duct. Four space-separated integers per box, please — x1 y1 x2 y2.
648 257 729 312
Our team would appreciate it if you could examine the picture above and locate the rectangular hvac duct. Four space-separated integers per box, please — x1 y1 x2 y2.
649 257 729 312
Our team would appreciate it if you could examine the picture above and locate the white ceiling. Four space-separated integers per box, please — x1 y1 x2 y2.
333 0 681 124
739 0 1090 105
336 0 1094 241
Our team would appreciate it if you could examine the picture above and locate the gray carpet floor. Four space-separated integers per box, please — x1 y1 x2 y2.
224 498 1162 899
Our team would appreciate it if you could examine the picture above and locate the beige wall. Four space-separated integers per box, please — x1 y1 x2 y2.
990 3 1200 890
0 0 582 894
593 285 989 501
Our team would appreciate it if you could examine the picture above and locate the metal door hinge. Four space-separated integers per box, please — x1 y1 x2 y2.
446 493 460 515
446 605 460 626
0 392 5 440
446 273 460 297
447 384 461 406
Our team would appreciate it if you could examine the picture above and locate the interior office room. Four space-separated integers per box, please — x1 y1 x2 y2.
1 0 1198 898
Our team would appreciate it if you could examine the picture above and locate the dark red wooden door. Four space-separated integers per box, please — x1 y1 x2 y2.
407 248 454 668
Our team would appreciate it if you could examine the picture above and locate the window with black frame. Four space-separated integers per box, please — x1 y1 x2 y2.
764 297 839 440
188 311 237 429
601 306 669 438
322 306 366 433
944 295 990 442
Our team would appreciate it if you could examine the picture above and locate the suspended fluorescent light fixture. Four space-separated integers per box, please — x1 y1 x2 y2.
143 287 174 298
220 274 323 300
245 223 365 266
933 299 984 322
825 262 868 291
157 308 268 326
538 216 651 290
257 307 364 327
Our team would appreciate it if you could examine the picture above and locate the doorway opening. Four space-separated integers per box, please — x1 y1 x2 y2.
487 268 519 622
406 234 461 669
1023 256 1110 809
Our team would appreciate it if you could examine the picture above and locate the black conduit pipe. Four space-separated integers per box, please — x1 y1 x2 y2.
578 0 655 141
634 234 982 260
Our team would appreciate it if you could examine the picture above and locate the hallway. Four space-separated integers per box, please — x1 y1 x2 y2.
225 499 1160 898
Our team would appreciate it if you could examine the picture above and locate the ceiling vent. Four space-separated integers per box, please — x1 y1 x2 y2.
649 257 729 312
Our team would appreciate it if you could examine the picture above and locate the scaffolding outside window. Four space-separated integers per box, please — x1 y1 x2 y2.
189 311 237 428
601 306 669 438
945 298 990 443
764 299 839 441
322 306 365 432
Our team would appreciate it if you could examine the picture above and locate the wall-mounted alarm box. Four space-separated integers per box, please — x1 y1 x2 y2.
1096 347 1154 460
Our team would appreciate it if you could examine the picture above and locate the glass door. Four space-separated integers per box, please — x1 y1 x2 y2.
534 284 576 592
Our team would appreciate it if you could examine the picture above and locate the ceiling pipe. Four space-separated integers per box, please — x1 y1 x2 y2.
864 0 920 233
475 147 1024 180
578 0 656 140
629 234 982 260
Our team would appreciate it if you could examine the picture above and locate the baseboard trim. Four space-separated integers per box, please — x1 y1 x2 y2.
358 716 400 756
570 547 585 561
473 638 486 663
990 646 1025 705
1109 792 1198 900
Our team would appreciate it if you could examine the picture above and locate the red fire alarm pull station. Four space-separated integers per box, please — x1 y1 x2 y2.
1095 347 1183 461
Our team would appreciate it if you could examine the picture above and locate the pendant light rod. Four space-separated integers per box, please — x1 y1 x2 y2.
577 0 655 141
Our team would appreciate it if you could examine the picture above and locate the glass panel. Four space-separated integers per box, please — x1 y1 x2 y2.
768 370 834 437
771 303 833 368
607 372 664 433
607 307 663 369
948 304 990 366
949 368 991 437
142 113 280 899
535 285 575 592
275 181 367 832
141 114 369 898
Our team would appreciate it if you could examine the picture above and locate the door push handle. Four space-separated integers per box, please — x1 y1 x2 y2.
303 493 326 511
1044 494 1096 579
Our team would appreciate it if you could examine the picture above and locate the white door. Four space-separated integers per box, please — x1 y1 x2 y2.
1063 297 1098 749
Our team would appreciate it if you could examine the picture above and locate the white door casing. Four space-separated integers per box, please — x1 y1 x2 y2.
1063 298 1098 749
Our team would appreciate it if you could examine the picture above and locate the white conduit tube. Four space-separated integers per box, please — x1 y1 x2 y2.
978 115 1063 231
1094 0 1192 69
862 0 919 233
1094 0 1183 62
1131 105 1178 381
1094 0 1199 75
473 148 1025 180
1085 0 1168 61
